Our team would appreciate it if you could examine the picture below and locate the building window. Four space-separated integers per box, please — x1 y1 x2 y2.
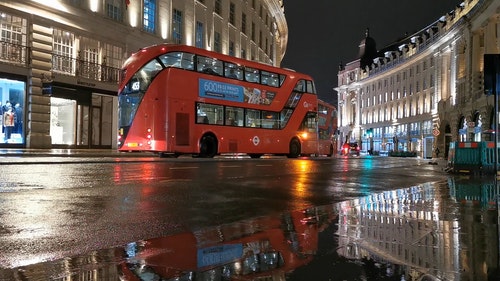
105 0 122 22
214 0 221 15
78 37 99 80
241 48 246 59
229 2 235 25
229 41 235 56
241 13 247 34
195 21 204 48
0 78 26 145
214 31 221 53
66 0 82 7
102 43 123 82
259 31 262 49
143 0 156 33
0 13 27 64
53 29 75 74
172 9 182 44
251 22 255 41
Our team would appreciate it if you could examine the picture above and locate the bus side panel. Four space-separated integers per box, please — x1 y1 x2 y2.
168 97 201 154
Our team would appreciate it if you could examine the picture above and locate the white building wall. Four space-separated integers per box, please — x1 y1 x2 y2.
336 0 500 158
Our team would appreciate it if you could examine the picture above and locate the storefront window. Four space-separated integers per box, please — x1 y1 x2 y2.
0 78 25 144
50 97 76 145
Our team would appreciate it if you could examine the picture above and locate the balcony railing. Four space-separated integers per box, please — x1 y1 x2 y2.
0 40 120 84
0 41 28 65
52 54 120 84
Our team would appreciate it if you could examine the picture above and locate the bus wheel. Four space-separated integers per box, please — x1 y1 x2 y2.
287 139 301 158
199 134 217 158
248 154 263 159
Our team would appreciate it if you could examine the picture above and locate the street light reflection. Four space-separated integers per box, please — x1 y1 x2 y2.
291 160 312 199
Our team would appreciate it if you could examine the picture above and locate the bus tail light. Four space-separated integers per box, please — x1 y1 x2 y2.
300 132 308 139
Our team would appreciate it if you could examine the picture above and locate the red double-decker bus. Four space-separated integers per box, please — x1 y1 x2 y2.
117 44 327 158
317 99 337 156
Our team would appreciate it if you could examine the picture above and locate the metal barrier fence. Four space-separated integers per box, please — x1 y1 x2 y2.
447 141 500 174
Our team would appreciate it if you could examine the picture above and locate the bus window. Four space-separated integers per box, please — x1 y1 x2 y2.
262 111 279 129
224 63 243 80
197 56 223 76
159 52 182 68
244 66 260 83
180 53 195 70
261 71 279 87
300 112 317 133
278 74 286 86
225 106 244 126
306 80 316 94
196 102 223 125
294 80 305 92
245 109 261 127
280 108 293 128
285 92 302 108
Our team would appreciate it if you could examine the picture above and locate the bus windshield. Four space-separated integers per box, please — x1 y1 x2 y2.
118 59 162 128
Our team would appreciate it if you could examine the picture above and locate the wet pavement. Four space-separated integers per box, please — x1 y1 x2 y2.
0 176 498 280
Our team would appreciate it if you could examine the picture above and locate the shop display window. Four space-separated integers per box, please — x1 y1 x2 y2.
0 78 25 144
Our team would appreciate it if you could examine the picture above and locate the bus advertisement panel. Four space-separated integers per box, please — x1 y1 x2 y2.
117 44 329 158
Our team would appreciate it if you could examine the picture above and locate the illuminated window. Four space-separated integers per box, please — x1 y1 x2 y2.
52 29 75 74
143 0 156 33
0 12 27 64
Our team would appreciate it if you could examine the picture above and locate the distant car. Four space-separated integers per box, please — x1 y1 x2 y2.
341 142 360 156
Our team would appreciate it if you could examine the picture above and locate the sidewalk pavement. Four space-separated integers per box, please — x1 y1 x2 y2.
0 148 159 164
0 148 155 157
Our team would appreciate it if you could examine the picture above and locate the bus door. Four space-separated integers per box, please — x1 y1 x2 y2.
169 98 190 149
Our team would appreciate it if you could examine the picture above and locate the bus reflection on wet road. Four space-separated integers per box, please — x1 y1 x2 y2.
1 178 498 281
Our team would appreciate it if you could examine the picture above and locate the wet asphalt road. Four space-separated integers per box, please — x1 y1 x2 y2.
0 156 449 271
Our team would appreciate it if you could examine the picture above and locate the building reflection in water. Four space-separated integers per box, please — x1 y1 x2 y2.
0 178 498 280
336 178 499 281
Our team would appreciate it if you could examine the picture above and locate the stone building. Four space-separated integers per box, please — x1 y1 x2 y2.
336 0 500 158
0 0 286 148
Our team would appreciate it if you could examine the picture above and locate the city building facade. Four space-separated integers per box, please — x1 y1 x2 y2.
0 0 286 148
336 0 500 158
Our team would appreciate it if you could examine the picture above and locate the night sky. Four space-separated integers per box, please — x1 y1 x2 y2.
281 0 461 104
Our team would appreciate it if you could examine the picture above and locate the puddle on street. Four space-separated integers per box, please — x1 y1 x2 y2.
1 178 499 281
